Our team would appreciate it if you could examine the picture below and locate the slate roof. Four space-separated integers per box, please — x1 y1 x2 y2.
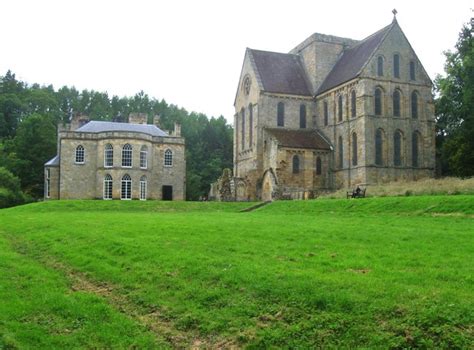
75 121 168 137
45 155 60 166
265 128 331 150
317 22 393 94
249 49 312 96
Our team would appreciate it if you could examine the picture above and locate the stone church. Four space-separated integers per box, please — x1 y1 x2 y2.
44 113 185 200
230 16 435 201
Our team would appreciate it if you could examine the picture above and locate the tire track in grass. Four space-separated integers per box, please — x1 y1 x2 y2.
6 235 238 350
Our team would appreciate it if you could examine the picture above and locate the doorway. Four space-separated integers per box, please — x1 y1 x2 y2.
162 185 173 200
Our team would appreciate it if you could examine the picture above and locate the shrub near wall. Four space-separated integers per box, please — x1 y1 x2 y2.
0 167 25 208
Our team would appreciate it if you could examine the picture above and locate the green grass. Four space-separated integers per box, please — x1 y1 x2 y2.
0 197 473 348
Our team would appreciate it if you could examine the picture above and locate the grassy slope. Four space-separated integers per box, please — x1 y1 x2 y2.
0 198 473 348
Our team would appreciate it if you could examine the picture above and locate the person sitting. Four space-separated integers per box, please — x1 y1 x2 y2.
352 186 362 198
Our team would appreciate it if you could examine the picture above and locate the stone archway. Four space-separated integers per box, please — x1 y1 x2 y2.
261 168 278 202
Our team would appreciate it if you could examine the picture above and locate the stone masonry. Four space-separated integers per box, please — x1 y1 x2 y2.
44 114 186 200
229 15 435 201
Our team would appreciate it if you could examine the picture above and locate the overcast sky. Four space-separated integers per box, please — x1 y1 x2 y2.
1 0 472 122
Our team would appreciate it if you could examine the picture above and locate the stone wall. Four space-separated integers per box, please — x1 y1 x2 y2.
57 131 185 200
44 166 59 199
290 33 358 93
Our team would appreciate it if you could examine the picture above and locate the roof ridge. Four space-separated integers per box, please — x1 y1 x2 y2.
248 48 300 57
316 21 395 95
346 22 393 51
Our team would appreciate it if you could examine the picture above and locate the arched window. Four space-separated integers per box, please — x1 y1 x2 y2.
140 145 148 169
393 54 400 78
338 136 343 168
338 95 343 122
292 155 300 174
299 104 306 128
104 144 113 167
316 157 322 175
351 90 356 118
164 149 173 166
248 103 253 147
277 102 284 127
352 132 358 166
393 90 401 117
394 131 402 166
377 56 384 76
121 174 131 200
323 101 329 126
103 174 113 200
375 129 383 166
410 61 416 80
241 107 245 150
140 175 147 200
374 88 382 116
122 144 132 167
75 145 85 164
412 132 420 167
411 91 418 119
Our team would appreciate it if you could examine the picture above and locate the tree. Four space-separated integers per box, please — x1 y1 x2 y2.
0 167 25 208
435 18 474 176
11 113 57 197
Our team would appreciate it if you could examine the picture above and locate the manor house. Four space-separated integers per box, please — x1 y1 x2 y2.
44 113 185 200
232 15 435 201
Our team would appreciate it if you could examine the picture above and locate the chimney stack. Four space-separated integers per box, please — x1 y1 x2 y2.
174 122 181 137
128 113 148 125
70 114 90 131
153 114 161 127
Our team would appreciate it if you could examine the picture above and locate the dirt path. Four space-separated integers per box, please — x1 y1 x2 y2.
6 235 238 349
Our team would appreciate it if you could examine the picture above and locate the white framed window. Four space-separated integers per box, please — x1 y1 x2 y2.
75 145 85 164
164 149 173 167
121 174 132 200
104 144 113 167
122 144 132 167
139 175 147 200
140 145 148 169
45 168 51 198
103 174 113 199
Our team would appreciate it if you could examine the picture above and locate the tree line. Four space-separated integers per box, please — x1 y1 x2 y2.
435 18 474 177
0 72 233 205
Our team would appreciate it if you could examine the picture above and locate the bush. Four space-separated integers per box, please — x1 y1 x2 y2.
0 167 25 208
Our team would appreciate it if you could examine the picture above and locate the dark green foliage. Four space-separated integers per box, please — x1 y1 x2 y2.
0 71 233 200
0 167 25 208
435 19 474 176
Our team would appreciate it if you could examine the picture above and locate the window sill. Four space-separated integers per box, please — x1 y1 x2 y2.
121 166 132 168
74 162 85 165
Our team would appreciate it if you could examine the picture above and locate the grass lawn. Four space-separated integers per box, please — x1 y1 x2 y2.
0 197 473 348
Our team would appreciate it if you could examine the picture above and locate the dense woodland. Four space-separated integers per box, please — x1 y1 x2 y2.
0 19 472 208
0 73 233 205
